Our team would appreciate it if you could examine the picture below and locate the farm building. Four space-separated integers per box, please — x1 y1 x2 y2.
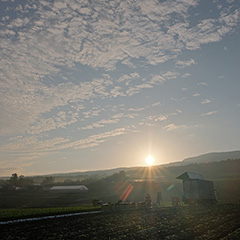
176 172 217 204
49 185 88 192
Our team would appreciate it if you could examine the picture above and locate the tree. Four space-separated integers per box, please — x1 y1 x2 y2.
41 177 54 186
9 173 18 186
8 173 33 187
18 175 33 187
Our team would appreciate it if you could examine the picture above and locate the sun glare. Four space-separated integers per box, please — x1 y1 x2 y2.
145 155 155 166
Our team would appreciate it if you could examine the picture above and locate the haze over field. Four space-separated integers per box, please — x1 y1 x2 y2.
0 0 240 176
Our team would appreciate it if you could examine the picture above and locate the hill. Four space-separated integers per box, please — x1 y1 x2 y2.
2 150 239 180
36 150 240 179
182 150 240 164
161 150 240 168
127 159 240 181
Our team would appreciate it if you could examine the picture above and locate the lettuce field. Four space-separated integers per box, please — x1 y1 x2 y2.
1 204 240 240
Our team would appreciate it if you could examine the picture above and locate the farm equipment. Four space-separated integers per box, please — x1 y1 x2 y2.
101 195 153 212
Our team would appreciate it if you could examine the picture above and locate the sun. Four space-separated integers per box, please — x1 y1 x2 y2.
145 155 155 166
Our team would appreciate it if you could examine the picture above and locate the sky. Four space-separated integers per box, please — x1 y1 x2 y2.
0 0 240 177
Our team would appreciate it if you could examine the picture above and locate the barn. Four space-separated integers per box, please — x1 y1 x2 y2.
176 172 217 204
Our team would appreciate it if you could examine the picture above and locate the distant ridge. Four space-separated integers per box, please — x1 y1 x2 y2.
33 151 240 177
5 151 238 179
182 150 240 164
45 151 240 177
33 167 132 178
159 150 240 168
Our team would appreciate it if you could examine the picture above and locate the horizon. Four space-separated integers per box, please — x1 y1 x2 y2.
1 150 240 178
1 0 240 176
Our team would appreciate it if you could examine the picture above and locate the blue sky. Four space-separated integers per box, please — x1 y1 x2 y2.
0 0 240 176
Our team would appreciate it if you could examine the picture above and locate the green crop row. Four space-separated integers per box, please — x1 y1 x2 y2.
0 205 101 221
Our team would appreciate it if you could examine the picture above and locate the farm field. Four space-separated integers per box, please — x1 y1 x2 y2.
1 204 240 240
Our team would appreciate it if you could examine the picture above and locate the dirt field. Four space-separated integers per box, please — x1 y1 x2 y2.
1 204 240 240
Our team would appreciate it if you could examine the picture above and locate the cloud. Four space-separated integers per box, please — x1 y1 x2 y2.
29 111 79 134
201 99 211 104
150 75 166 85
128 107 145 112
0 136 70 153
126 83 153 96
81 105 145 130
220 9 239 28
82 108 104 119
176 109 182 114
110 86 125 97
182 73 191 78
140 108 183 127
169 9 240 50
116 73 140 83
81 118 119 130
0 127 133 153
152 102 161 107
162 71 179 80
193 93 200 97
148 115 168 122
124 71 176 96
201 111 218 116
63 128 131 150
0 75 113 136
163 123 186 131
176 59 196 68
0 0 239 155
197 82 209 86
1 0 239 86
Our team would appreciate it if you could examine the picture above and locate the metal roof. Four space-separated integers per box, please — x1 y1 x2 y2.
50 185 88 191
176 172 204 181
